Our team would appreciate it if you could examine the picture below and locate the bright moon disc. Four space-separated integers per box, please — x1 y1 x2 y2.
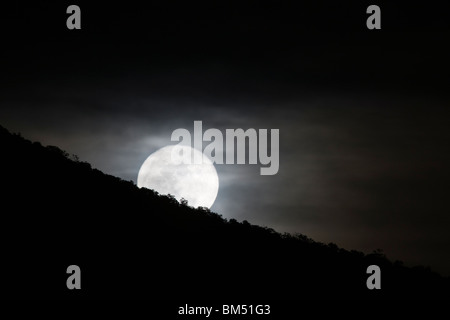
137 145 219 208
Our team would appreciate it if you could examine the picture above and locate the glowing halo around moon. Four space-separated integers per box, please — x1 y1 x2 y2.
137 145 219 208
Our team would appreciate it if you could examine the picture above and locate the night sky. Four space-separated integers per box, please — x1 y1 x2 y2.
1 2 450 275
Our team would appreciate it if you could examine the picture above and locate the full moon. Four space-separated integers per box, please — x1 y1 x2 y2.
137 145 219 208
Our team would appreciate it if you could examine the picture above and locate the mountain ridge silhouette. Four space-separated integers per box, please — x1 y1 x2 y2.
0 124 448 299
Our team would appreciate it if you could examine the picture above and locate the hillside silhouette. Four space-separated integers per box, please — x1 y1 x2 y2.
0 124 448 299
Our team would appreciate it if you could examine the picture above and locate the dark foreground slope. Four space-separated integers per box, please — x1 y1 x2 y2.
0 125 448 299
